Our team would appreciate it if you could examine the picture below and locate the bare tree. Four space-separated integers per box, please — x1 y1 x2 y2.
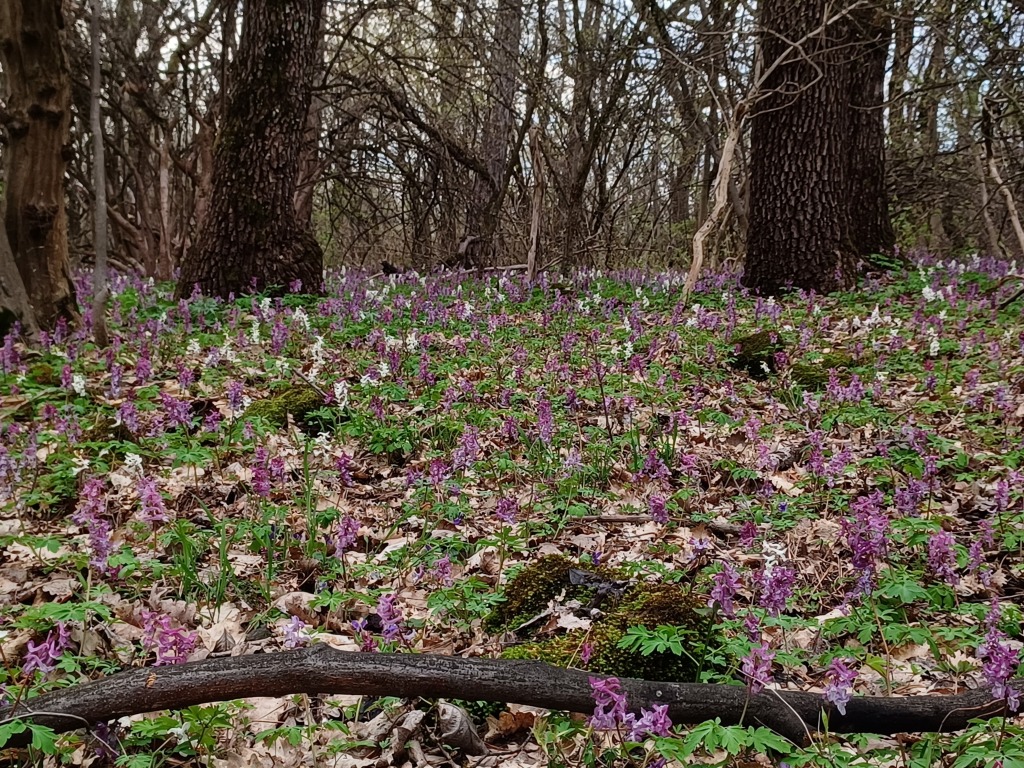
174 0 326 299
743 0 892 295
0 0 79 331
89 0 109 347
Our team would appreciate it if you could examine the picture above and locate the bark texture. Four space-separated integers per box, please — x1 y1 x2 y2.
744 0 892 295
846 5 896 260
0 0 78 331
0 218 38 340
466 0 523 258
1 646 1021 750
174 0 325 300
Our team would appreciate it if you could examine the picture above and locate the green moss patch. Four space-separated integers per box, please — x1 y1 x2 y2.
244 384 330 431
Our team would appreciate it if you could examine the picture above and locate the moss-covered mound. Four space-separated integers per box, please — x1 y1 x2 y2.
791 351 868 390
491 558 722 683
728 330 783 380
486 555 579 630
503 582 719 683
244 385 329 431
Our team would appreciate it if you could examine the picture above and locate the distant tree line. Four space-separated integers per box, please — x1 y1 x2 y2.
1 0 1022 333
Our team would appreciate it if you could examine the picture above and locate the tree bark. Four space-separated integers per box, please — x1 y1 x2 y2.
174 0 325 300
89 0 110 348
0 0 79 331
0 216 38 340
846 5 895 260
466 0 523 263
744 0 891 295
1 647 1021 750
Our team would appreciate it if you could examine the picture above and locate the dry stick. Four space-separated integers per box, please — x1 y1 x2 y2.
526 124 544 283
1 647 1020 749
682 101 745 303
987 152 1024 260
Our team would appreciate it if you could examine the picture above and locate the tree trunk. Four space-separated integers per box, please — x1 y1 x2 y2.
0 219 38 340
89 0 110 348
744 0 890 295
846 5 895 260
466 0 523 263
0 0 79 331
174 0 325 300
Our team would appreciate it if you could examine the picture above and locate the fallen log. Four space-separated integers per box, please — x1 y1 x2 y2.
1 646 1019 748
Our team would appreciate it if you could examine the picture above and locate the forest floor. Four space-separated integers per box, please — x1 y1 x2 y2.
1 256 1023 767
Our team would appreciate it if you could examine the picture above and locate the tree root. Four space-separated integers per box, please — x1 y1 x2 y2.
1 646 1018 749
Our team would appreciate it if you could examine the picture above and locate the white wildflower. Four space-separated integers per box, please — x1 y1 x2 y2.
186 339 201 356
71 374 87 397
249 318 261 345
124 453 143 476
334 380 349 408
292 307 310 332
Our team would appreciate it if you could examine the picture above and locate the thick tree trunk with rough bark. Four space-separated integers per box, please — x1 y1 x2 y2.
466 0 523 262
847 5 895 260
0 221 38 340
0 0 79 331
175 0 325 300
744 0 892 295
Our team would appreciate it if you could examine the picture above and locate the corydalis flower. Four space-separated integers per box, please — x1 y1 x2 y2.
710 562 740 618
823 657 858 715
138 477 169 527
978 601 1021 712
282 615 310 649
927 529 959 586
537 395 554 445
757 566 796 617
841 492 889 594
587 677 673 740
376 593 404 641
495 497 518 524
23 622 71 675
334 515 360 554
649 495 669 524
141 610 199 666
741 641 775 695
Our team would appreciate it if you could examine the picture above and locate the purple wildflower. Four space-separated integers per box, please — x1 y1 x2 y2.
710 562 740 618
22 622 71 675
376 593 404 641
335 452 354 486
537 395 554 446
430 555 454 586
978 602 1021 712
495 497 519 524
823 657 858 715
741 641 775 695
588 676 631 729
282 615 310 649
251 446 271 498
927 529 959 586
452 427 480 470
138 477 169 527
757 566 797 617
841 492 889 593
649 495 669 524
141 610 199 666
334 515 360 554
628 703 672 741
580 642 593 667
